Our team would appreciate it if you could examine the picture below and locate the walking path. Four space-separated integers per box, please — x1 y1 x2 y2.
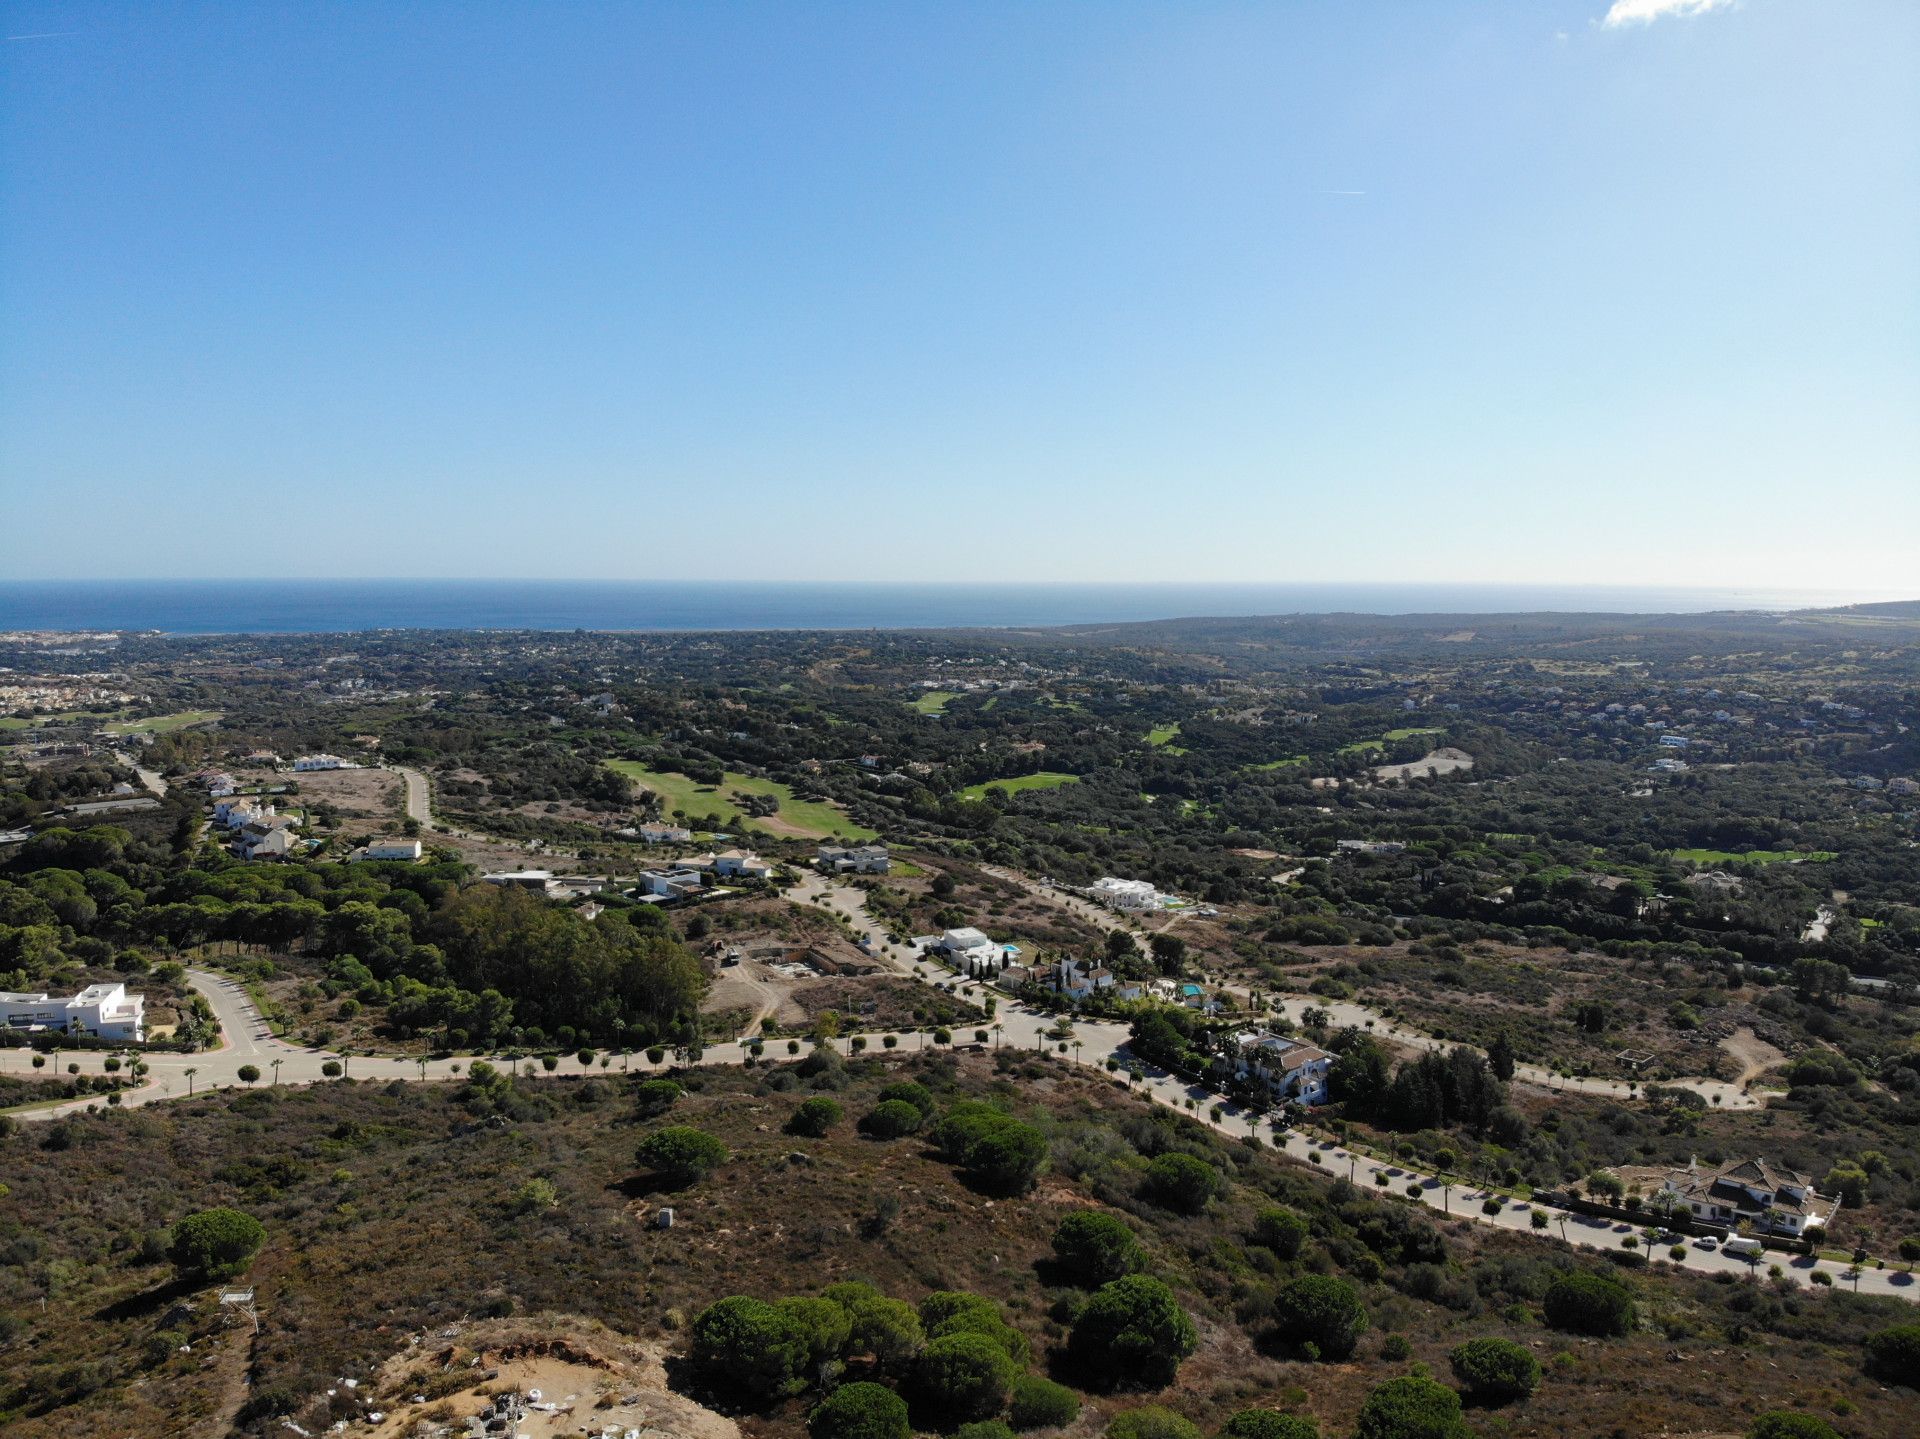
8 880 1910 1302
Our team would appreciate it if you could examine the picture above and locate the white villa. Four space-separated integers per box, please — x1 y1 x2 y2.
293 753 353 771
711 849 774 880
933 927 1002 974
0 981 146 1041
1089 876 1161 910
1654 1157 1837 1238
638 823 693 844
1051 957 1116 1001
1233 1031 1333 1105
357 837 424 862
636 868 705 900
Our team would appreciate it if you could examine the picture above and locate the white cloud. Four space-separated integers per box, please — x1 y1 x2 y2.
1601 0 1738 27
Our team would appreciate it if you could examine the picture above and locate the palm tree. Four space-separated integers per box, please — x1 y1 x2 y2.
270 1058 283 1086
184 1066 198 1097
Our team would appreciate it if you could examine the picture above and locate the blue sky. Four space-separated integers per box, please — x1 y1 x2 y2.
2 1 1915 589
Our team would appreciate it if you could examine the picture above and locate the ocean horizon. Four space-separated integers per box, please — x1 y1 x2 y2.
0 579 1905 636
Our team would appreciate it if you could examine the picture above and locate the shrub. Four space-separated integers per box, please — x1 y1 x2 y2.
1447 1337 1540 1405
921 1291 1030 1364
1542 1272 1636 1337
957 1424 1016 1439
860 1099 926 1139
1378 1335 1412 1361
690 1296 807 1402
168 1207 266 1281
879 1079 937 1116
932 1103 1050 1194
1252 1207 1309 1259
634 1079 683 1117
1069 1274 1198 1389
1009 1373 1081 1429
810 1381 910 1439
1052 1211 1146 1286
1863 1323 1920 1384
1353 1375 1471 1439
914 1332 1020 1422
1217 1411 1320 1439
777 1295 853 1372
788 1096 844 1137
1142 1153 1222 1215
825 1284 924 1372
1746 1415 1842 1439
634 1126 728 1186
1270 1275 1368 1360
1106 1407 1201 1439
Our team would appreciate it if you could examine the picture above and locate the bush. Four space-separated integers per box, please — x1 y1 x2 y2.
1270 1275 1368 1360
1542 1272 1636 1337
690 1296 807 1402
1217 1411 1320 1439
914 1332 1020 1422
1052 1211 1146 1286
788 1096 844 1137
1378 1335 1412 1361
825 1283 925 1372
1746 1415 1842 1439
921 1292 1030 1364
879 1079 938 1116
1068 1274 1198 1389
957 1424 1017 1439
634 1126 728 1186
810 1381 910 1439
634 1078 683 1117
1353 1375 1471 1439
1142 1153 1222 1215
860 1099 926 1139
167 1208 266 1281
778 1295 854 1372
1862 1322 1918 1384
1009 1373 1082 1429
1252 1207 1308 1259
1447 1337 1540 1405
1106 1407 1201 1439
932 1102 1049 1194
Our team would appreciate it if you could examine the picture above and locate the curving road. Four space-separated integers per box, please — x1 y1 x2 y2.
6 885 1909 1302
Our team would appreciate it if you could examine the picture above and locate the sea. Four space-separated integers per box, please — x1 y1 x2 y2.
0 580 1899 636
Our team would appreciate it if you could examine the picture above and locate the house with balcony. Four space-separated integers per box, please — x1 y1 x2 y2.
1233 1031 1332 1105
0 981 146 1041
1654 1156 1837 1238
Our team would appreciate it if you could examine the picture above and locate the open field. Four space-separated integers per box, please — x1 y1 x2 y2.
1246 755 1307 771
911 690 957 714
956 771 1081 801
104 710 223 735
605 760 877 840
0 709 124 730
1144 722 1186 753
1668 848 1839 866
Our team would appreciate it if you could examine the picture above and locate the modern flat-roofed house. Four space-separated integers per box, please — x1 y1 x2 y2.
1234 1031 1332 1105
636 868 704 900
481 869 557 892
0 981 146 1041
1090 876 1159 910
294 753 352 771
817 844 890 875
358 838 424 862
638 823 694 844
1654 1157 1836 1238
936 927 1001 974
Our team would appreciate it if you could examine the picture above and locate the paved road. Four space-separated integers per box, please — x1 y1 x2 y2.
9 888 1911 1302
113 752 170 797
391 765 436 829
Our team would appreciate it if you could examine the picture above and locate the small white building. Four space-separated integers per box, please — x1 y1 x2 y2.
0 981 146 1041
1234 1031 1332 1105
293 753 352 771
637 868 705 900
358 838 424 863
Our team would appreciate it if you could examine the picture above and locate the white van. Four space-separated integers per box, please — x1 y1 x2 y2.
1723 1236 1765 1257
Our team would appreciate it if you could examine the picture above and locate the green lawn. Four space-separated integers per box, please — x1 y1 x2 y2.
0 709 125 731
911 690 958 715
604 761 877 840
1144 722 1184 750
1382 726 1446 742
1247 755 1307 771
104 710 223 736
1337 740 1385 756
956 772 1081 802
1668 848 1838 866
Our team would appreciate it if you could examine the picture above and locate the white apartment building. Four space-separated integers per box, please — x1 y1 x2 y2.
0 982 146 1041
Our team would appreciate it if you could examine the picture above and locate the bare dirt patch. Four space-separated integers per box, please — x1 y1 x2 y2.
1719 1026 1787 1087
1372 746 1475 783
360 1314 737 1439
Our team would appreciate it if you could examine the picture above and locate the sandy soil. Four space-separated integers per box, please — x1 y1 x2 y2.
1372 747 1475 783
360 1315 737 1439
1719 1026 1787 1087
